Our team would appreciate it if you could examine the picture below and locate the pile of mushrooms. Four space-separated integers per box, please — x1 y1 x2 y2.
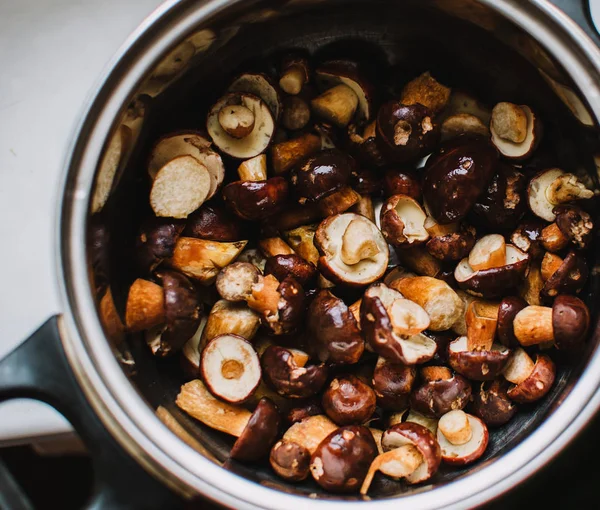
110 50 597 497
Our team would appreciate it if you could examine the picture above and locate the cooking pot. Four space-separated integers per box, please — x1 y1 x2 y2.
2 0 600 508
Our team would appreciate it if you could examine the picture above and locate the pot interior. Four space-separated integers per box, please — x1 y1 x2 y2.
87 0 600 501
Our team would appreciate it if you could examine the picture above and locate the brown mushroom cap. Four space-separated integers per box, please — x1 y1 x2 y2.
230 398 281 461
184 205 242 242
264 254 317 287
506 354 556 403
372 357 416 411
307 290 364 364
222 177 289 221
310 425 378 493
270 441 311 481
383 169 421 199
376 102 440 163
135 217 185 272
380 194 429 247
540 250 589 299
261 345 328 399
286 400 323 426
554 204 594 250
322 375 377 425
470 379 517 427
510 220 545 259
437 412 489 466
448 336 511 381
348 122 387 168
552 295 590 350
426 225 476 262
381 422 442 484
410 372 472 418
496 296 527 347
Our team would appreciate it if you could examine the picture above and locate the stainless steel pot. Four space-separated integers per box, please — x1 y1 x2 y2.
2 0 600 508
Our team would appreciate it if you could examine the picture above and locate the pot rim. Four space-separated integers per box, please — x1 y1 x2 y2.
57 0 600 508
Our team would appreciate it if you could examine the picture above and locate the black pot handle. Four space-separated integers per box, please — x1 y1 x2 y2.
0 317 184 510
549 0 600 47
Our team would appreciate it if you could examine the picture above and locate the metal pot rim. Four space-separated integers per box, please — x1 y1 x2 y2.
56 0 600 507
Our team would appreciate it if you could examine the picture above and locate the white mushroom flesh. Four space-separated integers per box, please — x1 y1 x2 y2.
229 73 281 119
468 234 506 272
491 105 537 159
437 414 486 461
528 168 565 222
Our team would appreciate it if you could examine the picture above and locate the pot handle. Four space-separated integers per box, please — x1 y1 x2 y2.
549 0 600 47
0 317 184 510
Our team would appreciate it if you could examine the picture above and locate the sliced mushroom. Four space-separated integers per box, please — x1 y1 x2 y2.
310 425 378 493
437 410 488 465
390 276 464 331
315 213 389 287
215 262 261 302
279 55 309 95
540 250 589 299
518 262 544 306
554 204 594 250
207 92 275 159
125 278 165 332
228 72 282 120
540 222 569 253
510 220 545 259
167 237 247 284
222 176 289 220
465 300 499 350
448 336 511 381
237 154 267 181
200 299 260 347
410 367 472 418
468 234 506 272
380 195 429 247
400 72 451 115
322 376 377 425
184 205 242 242
372 357 416 411
490 103 541 160
150 155 211 219
441 113 489 141
264 254 317 287
503 349 556 403
307 290 364 364
218 104 255 138
201 334 261 404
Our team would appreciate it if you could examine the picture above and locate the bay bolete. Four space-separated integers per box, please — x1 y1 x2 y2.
437 410 489 465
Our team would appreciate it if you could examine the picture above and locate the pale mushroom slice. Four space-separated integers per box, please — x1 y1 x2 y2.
147 132 225 200
207 92 275 159
380 195 429 247
314 213 389 287
437 410 489 465
150 155 212 219
228 72 282 120
468 234 506 272
490 104 540 160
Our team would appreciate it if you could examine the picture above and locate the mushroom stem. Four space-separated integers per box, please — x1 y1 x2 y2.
503 347 535 385
540 222 569 253
125 278 166 332
238 154 267 181
360 445 423 495
280 66 307 95
311 84 359 127
541 252 563 281
218 104 255 139
340 219 381 265
513 306 553 346
247 275 281 320
258 237 295 257
546 173 594 205
466 300 499 351
438 410 472 445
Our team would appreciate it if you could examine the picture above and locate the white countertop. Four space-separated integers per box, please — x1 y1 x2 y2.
0 0 599 445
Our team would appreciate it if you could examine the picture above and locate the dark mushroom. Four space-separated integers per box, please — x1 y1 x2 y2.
503 348 556 403
426 225 476 262
470 379 517 427
383 168 421 199
286 400 323 426
380 194 429 247
281 96 311 130
552 295 590 350
230 398 281 462
372 357 416 411
436 410 489 465
510 220 545 259
322 375 377 425
410 367 472 418
317 186 361 216
184 205 241 242
215 262 261 302
347 122 387 168
136 217 185 273
490 103 541 160
540 250 589 299
554 204 594 250
448 336 511 381
271 133 321 175
222 177 289 221
496 296 527 347
264 254 317 287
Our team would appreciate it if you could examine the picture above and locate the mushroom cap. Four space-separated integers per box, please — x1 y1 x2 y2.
261 345 328 399
454 245 529 299
228 72 282 120
541 250 589 300
496 296 527 347
510 220 545 258
135 217 185 272
470 379 517 427
437 413 489 465
231 398 280 462
423 137 498 224
270 441 311 481
286 400 323 426
315 213 389 287
426 225 476 262
310 425 378 493
184 205 242 242
380 194 429 247
307 290 364 364
290 149 355 203
507 354 556 403
448 336 511 381
372 357 416 411
552 295 590 350
491 105 541 161
376 102 440 163
321 375 377 426
410 374 472 418
207 92 275 159
527 168 565 222
347 123 388 168
350 166 384 195
222 177 289 221
264 254 317 287
383 168 421 199
554 204 594 250
276 276 306 335
381 422 442 484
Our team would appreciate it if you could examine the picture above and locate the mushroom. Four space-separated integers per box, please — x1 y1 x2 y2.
99 288 126 345
436 410 489 465
468 234 506 272
510 220 545 259
490 103 541 160
271 203 323 231
348 122 387 168
286 400 323 426
290 149 355 203
200 334 261 404
150 155 212 219
395 246 442 278
470 379 517 427
271 133 321 175
361 422 441 493
283 224 320 266
540 250 589 299
513 295 590 350
315 213 389 287
554 204 594 250
176 380 279 462
528 168 593 222
404 409 439 435
310 426 378 493
448 336 511 381
439 89 492 126
425 225 476 262
317 186 361 216
540 252 564 282
207 92 275 159
147 132 225 199
400 72 451 115
539 222 569 253
237 154 267 182
228 72 282 120
351 194 376 222
322 375 377 425
218 104 255 138
410 366 472 418
201 300 260 347
222 176 289 221
311 84 359 127
390 276 464 331
264 254 317 287
376 101 440 163
261 345 328 398
503 348 556 403
236 248 267 273
184 205 242 243
454 244 529 299
423 138 498 224
496 296 527 347
360 283 437 365
380 195 429 247
441 113 489 141
518 262 544 306
383 169 421 199
258 237 295 258
167 237 247 284
307 290 364 364
281 96 311 130
215 262 261 302
133 215 184 273
372 357 416 411
181 318 205 379
270 415 337 482
125 278 165 332
279 55 309 95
